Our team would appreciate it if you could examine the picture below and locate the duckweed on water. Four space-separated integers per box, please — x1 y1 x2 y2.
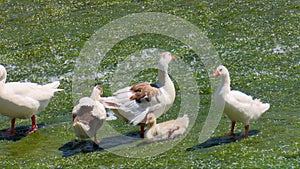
0 0 299 168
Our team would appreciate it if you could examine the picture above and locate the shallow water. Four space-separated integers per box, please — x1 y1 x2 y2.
0 0 299 168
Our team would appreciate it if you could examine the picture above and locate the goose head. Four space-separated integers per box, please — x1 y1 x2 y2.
145 113 156 126
90 85 103 101
213 65 229 77
158 52 175 71
0 65 7 83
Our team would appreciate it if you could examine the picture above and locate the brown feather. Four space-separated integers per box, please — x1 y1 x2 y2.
130 82 160 103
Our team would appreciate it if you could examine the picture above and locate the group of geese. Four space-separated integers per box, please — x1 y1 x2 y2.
0 52 270 146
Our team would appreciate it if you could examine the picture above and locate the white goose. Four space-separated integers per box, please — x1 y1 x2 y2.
0 65 63 135
144 113 189 141
72 85 106 146
99 52 176 137
214 65 270 139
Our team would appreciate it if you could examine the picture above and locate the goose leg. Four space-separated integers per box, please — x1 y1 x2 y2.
93 135 100 147
168 126 180 138
28 115 38 134
244 125 249 138
228 121 236 136
7 118 16 135
237 125 250 140
140 124 145 138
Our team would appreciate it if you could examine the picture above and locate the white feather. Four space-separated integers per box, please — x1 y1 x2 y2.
214 65 270 126
99 52 176 125
0 65 63 119
72 86 106 141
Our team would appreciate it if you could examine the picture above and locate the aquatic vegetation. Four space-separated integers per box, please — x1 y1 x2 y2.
0 0 299 168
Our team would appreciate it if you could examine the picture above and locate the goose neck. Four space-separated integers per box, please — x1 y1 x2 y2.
220 74 231 93
0 77 6 90
158 69 169 85
90 90 100 101
150 119 157 128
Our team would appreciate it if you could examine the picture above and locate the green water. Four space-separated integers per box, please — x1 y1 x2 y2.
0 0 299 168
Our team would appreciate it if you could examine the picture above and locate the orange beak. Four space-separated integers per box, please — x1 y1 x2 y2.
213 70 220 76
171 55 175 61
145 119 149 125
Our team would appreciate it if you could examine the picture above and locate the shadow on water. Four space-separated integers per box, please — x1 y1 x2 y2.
0 123 45 141
186 130 260 151
59 132 142 157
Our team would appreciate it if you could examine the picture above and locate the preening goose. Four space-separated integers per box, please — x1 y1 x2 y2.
72 85 106 146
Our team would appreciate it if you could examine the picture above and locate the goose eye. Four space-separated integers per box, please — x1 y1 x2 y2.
219 68 222 72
